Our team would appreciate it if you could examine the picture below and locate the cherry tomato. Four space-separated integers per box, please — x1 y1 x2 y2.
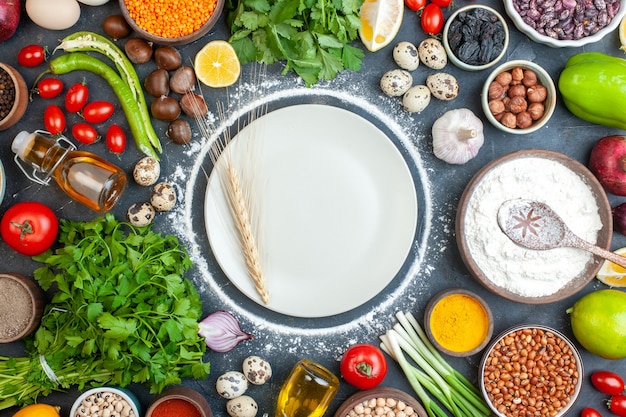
581 408 602 417
82 101 115 124
421 3 444 35
0 202 58 256
65 82 89 113
405 0 426 11
609 395 626 417
43 105 66 135
35 77 64 99
591 371 625 395
340 343 387 390
17 44 46 67
106 124 126 154
72 123 99 145
431 0 452 8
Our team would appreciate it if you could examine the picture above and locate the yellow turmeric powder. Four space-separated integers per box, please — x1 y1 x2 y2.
429 293 490 353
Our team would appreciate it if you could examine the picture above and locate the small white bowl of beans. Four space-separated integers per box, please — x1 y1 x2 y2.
70 387 141 417
333 387 428 417
479 324 583 417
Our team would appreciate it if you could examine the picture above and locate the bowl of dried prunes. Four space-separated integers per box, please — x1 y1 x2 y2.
443 5 509 71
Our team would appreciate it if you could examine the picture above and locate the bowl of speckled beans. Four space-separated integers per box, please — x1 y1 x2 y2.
0 62 28 131
333 387 428 417
504 0 626 47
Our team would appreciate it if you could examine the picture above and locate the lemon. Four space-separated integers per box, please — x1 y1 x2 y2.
358 0 404 52
568 289 626 359
194 40 241 88
13 404 60 417
596 247 626 287
620 14 626 52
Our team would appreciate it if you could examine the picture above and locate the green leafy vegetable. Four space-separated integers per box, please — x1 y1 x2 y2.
227 0 365 86
0 214 210 410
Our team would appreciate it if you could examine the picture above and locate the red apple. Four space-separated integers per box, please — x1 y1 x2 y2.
589 135 626 196
0 0 20 42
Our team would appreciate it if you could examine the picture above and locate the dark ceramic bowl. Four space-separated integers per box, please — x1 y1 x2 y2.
145 387 213 417
70 387 142 417
0 273 45 343
0 63 28 131
118 0 225 46
334 387 428 417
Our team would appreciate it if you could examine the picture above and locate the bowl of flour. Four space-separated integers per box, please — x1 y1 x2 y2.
456 149 612 304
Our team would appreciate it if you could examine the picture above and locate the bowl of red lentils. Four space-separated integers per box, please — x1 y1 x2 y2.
479 324 583 417
333 387 428 417
0 62 28 131
119 0 225 46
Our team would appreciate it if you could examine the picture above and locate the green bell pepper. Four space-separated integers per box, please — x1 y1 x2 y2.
558 52 626 130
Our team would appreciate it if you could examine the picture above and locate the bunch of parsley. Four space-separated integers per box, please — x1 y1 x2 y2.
227 0 365 86
0 215 210 410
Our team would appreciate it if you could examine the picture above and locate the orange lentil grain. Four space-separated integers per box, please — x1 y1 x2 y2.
124 0 217 38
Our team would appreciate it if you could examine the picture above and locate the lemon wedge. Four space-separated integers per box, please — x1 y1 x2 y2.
620 14 626 52
596 247 626 287
194 40 241 88
358 0 404 52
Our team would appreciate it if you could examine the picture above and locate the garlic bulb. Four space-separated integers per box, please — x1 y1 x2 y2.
432 108 484 164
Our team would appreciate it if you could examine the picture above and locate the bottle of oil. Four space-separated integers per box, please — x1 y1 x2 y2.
12 130 127 212
275 359 339 417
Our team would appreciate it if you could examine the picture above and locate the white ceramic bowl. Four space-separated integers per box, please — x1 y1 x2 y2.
482 60 556 134
0 157 5 204
443 5 509 71
70 387 141 417
504 0 626 47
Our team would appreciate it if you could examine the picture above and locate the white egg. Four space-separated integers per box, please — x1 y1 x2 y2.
77 0 110 5
26 0 81 30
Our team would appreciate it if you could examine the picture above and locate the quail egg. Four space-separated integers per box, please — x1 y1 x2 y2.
127 202 156 227
226 395 258 417
242 356 272 385
216 371 249 399
403 85 431 113
418 38 447 70
133 157 160 186
392 42 419 71
426 72 459 101
151 182 177 212
380 69 412 97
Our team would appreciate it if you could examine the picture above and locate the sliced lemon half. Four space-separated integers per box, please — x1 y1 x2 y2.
194 40 241 88
596 247 626 287
620 14 626 52
358 0 404 52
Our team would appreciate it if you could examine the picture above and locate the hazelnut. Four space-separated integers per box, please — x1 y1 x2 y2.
501 112 517 129
488 81 505 100
528 102 545 120
511 67 524 81
516 111 533 129
509 96 528 114
502 96 511 112
495 71 512 87
527 84 547 103
522 69 538 87
507 84 526 98
488 99 506 115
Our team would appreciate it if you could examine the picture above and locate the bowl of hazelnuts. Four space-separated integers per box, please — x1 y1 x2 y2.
481 60 556 134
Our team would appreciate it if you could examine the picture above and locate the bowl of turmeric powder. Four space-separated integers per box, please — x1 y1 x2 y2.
119 0 225 46
424 289 493 357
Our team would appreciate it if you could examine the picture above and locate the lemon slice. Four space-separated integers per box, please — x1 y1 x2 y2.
620 14 626 52
596 247 626 287
194 40 241 88
358 0 404 52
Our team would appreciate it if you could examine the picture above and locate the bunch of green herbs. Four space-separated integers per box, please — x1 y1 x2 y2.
227 0 365 86
0 214 210 410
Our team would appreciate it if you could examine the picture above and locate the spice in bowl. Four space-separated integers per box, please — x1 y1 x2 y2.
0 273 44 343
0 62 28 131
145 387 212 417
425 289 493 356
480 325 582 417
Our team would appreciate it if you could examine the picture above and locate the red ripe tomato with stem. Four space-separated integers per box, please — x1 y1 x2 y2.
340 344 387 390
65 82 89 113
591 371 625 395
17 44 46 67
35 78 64 99
106 124 126 154
0 202 58 256
82 101 115 124
405 0 426 12
72 123 99 145
580 408 602 417
609 395 626 417
43 105 66 135
421 3 444 35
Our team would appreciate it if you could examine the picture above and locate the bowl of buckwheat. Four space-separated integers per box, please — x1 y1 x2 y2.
479 324 583 417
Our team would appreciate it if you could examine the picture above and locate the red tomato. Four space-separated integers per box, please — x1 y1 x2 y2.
431 0 452 8
43 105 66 135
340 344 387 390
609 395 626 417
36 77 64 99
421 4 444 35
17 44 46 67
106 124 126 154
581 408 602 417
405 0 426 11
0 202 58 256
82 101 115 124
591 371 625 395
72 123 99 145
65 82 89 113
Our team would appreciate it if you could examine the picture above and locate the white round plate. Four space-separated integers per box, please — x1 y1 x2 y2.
205 104 418 318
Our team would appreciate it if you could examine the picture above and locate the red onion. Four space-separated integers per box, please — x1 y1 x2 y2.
198 310 253 352
613 203 626 236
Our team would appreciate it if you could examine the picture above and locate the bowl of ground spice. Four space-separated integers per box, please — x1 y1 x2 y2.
333 387 428 417
145 387 212 417
0 273 45 343
0 62 28 131
424 289 493 357
480 324 583 417
119 0 225 46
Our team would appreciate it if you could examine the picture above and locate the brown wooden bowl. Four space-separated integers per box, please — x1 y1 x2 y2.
118 0 225 46
456 149 612 304
145 387 213 417
0 273 45 343
334 387 428 417
0 63 28 131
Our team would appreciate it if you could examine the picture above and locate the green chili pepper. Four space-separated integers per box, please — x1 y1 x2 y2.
558 52 626 131
49 52 159 158
55 32 162 154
